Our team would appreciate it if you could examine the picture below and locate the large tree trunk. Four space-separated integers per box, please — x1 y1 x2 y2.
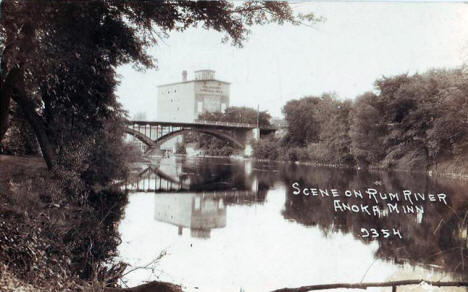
0 1 12 143
12 96 56 169
0 47 12 142
0 84 11 142
6 67 57 169
1 2 57 169
0 1 57 168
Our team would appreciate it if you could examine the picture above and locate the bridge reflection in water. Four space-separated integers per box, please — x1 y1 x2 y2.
125 165 264 239
125 167 190 192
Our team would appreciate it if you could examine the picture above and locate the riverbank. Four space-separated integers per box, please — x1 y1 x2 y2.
0 155 86 291
0 155 46 193
0 154 191 292
171 152 468 180
250 155 468 181
0 154 127 292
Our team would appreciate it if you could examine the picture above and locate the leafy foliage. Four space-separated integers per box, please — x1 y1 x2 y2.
349 92 386 166
0 169 128 291
198 106 271 126
190 106 271 156
256 68 468 171
351 69 468 169
175 142 186 155
252 136 282 160
282 94 336 146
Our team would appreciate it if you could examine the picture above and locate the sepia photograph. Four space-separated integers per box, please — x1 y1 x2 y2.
1 1 468 292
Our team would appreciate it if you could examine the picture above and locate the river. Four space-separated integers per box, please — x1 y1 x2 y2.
117 157 468 292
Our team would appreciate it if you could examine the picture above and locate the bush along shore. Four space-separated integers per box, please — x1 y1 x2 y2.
0 155 131 292
252 68 468 180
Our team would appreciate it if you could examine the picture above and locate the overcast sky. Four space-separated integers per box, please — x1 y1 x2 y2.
116 2 468 119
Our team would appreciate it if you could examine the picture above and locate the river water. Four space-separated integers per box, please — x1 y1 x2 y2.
118 157 468 292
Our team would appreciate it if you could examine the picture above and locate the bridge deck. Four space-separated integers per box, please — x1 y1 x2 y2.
128 119 278 131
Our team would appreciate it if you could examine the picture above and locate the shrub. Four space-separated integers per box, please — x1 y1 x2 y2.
253 136 281 160
175 142 186 155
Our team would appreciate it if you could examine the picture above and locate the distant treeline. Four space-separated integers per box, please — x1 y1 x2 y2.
254 68 468 174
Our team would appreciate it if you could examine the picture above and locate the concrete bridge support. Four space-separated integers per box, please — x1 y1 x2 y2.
241 127 260 156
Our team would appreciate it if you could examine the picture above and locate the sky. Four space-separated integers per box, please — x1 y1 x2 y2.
116 2 468 119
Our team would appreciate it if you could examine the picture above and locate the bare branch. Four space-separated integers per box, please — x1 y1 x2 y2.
121 250 167 277
271 280 468 292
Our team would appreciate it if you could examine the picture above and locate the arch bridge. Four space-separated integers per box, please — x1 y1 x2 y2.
124 120 277 154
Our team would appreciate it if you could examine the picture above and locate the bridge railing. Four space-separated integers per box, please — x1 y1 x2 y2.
193 119 277 130
127 119 278 130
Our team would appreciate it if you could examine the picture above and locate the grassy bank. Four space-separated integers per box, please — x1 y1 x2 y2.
0 155 128 292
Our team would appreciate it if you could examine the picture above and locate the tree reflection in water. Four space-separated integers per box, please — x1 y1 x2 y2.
280 164 468 280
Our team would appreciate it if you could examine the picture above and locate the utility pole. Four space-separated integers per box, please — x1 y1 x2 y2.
256 104 259 128
255 104 260 141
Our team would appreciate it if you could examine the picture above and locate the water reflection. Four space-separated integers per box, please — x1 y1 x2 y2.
127 158 272 239
280 165 468 279
126 166 190 191
154 193 226 239
153 190 266 239
120 158 468 291
126 158 268 193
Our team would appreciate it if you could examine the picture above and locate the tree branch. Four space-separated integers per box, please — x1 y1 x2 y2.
271 280 468 292
121 250 167 277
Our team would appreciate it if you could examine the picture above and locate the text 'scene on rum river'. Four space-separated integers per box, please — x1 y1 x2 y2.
291 183 449 239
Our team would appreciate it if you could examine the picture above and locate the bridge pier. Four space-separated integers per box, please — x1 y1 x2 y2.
239 127 260 157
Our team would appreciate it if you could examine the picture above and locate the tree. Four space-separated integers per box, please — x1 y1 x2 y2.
253 135 281 160
194 106 271 155
0 1 318 170
198 106 272 126
349 92 386 167
318 99 354 165
282 94 336 146
2 103 39 155
374 70 468 168
348 69 468 170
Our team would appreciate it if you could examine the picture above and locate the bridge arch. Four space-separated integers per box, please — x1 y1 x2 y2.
124 127 245 149
124 127 155 146
156 128 244 149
